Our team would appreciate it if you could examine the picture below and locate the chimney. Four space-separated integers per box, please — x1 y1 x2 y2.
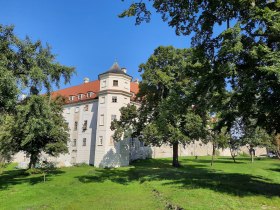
84 77 90 83
133 78 139 84
121 67 127 73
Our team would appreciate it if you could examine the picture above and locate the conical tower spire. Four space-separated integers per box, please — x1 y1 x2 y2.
109 60 121 72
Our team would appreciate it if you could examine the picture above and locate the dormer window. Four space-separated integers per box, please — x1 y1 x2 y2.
78 94 83 100
69 96 75 101
87 92 94 98
113 80 118 86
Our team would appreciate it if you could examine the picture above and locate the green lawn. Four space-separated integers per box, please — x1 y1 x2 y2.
0 157 279 210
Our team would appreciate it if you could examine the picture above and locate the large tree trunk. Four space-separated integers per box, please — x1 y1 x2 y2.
28 153 38 169
172 142 180 167
211 143 215 166
249 146 255 163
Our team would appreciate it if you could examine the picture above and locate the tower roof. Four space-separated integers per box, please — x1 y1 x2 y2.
98 61 132 78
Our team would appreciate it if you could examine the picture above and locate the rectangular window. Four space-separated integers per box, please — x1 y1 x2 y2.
98 136 103 146
72 139 77 147
83 120 88 131
100 96 105 104
113 80 118 86
111 115 117 121
74 121 78 131
99 114 104 126
102 80 106 88
112 96 117 103
84 104 89 111
83 138 86 146
75 107 79 113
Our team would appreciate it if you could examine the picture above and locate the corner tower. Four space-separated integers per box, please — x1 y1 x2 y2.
94 62 132 167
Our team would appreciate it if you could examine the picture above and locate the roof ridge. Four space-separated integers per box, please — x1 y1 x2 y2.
52 79 99 93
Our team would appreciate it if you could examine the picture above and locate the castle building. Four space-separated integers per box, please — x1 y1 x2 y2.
14 62 267 168
50 62 151 167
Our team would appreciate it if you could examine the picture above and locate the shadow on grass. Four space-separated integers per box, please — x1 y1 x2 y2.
0 168 65 190
76 158 280 197
186 158 245 164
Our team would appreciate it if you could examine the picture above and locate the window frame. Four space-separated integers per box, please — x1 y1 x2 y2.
74 121 78 131
112 96 117 103
83 120 88 131
98 136 103 146
99 114 104 126
113 80 118 87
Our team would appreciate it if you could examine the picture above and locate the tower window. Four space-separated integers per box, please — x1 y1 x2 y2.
112 96 117 103
83 138 86 146
113 80 118 86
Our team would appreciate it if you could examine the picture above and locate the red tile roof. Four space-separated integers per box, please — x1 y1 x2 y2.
52 80 139 104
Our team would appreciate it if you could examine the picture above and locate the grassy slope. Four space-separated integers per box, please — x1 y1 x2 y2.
0 157 279 210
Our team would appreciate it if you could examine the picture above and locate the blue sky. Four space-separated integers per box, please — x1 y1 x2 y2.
1 0 191 90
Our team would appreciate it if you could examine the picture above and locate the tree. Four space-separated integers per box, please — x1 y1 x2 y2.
111 46 206 167
119 0 280 140
0 95 69 168
272 134 280 159
204 116 229 166
242 125 272 163
0 24 74 114
0 24 75 167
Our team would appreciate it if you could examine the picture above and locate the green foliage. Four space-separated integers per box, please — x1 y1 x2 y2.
110 104 138 141
0 24 74 168
111 46 206 167
0 95 69 168
242 126 273 149
120 0 280 143
0 24 75 114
